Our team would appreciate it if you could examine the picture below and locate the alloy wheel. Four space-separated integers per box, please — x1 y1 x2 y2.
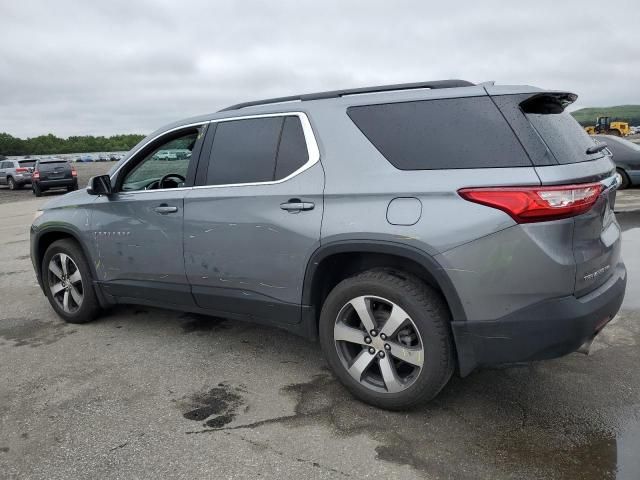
47 253 84 313
334 295 424 394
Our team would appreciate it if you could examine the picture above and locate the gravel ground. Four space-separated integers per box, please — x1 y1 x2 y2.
0 187 639 479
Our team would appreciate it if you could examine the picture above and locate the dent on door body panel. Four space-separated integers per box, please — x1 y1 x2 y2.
90 192 188 288
184 163 324 316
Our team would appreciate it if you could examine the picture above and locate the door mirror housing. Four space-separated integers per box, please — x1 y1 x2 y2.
87 175 113 195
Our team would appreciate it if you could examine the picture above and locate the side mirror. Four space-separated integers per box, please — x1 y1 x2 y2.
87 175 113 195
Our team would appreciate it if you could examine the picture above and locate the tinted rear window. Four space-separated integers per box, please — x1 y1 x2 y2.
347 97 531 170
275 116 308 179
525 110 601 164
39 161 69 169
207 117 282 185
205 115 309 186
18 160 35 167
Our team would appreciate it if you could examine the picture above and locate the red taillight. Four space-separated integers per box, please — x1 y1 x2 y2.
33 170 40 180
71 168 77 177
16 167 28 173
458 183 603 223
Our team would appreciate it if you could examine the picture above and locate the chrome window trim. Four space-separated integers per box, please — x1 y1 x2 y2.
111 112 320 194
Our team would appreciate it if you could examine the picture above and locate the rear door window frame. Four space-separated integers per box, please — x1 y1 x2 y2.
194 111 320 189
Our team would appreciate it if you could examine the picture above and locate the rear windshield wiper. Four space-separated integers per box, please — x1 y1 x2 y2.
586 142 608 155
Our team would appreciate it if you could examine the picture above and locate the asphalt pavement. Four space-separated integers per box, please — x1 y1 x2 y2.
0 190 639 480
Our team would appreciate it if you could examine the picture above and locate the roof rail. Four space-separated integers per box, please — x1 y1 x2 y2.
218 79 475 112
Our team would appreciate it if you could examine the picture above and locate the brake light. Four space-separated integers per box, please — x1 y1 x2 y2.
458 183 603 223
16 167 28 173
71 168 77 177
33 170 40 180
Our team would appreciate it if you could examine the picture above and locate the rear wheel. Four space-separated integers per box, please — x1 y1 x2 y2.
32 183 42 196
42 239 101 324
319 269 454 410
67 184 78 192
616 168 630 190
7 177 16 190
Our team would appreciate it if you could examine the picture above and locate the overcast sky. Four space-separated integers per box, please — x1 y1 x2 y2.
1 0 638 138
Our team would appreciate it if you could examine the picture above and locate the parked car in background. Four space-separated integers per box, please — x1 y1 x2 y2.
154 150 177 161
30 80 626 409
76 155 94 163
594 134 640 189
0 158 36 189
109 153 122 161
32 158 78 196
96 154 109 162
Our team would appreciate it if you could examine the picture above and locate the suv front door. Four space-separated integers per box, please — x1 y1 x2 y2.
184 113 323 325
91 125 207 306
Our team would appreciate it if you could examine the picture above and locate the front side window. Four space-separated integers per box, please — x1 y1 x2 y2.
121 129 200 191
205 115 309 186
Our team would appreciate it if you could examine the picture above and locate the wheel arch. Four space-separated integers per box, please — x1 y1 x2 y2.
301 240 466 338
33 227 96 286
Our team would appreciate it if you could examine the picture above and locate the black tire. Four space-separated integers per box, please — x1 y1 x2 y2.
7 177 16 190
617 168 630 190
33 183 42 197
41 239 101 324
319 269 454 410
66 184 78 192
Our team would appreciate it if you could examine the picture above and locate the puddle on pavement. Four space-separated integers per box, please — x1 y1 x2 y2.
180 372 640 480
179 313 229 334
0 317 75 347
177 382 245 428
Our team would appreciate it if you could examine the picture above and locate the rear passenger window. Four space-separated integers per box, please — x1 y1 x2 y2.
525 110 600 164
275 116 308 179
206 115 309 185
347 97 531 169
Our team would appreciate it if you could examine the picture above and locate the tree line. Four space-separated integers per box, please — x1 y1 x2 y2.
0 132 146 157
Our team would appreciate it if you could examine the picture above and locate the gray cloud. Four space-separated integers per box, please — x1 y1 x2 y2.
1 0 638 137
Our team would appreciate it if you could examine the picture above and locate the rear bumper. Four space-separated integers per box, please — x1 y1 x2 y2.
36 179 77 188
13 174 32 185
451 262 627 376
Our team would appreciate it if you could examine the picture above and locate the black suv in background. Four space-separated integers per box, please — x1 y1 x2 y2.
32 158 78 196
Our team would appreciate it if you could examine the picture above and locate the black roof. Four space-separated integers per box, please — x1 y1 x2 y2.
219 79 475 112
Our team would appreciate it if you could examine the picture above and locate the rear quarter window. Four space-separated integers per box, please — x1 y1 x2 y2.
525 110 601 164
347 96 531 170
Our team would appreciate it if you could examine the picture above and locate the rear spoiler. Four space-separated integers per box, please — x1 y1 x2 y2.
520 92 578 114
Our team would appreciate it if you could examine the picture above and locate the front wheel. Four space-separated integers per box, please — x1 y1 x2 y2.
319 269 454 410
42 239 101 324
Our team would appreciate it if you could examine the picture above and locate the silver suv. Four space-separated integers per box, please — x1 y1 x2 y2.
30 80 626 409
0 158 35 189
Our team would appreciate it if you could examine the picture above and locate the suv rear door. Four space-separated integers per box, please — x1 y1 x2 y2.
491 91 622 296
184 113 323 325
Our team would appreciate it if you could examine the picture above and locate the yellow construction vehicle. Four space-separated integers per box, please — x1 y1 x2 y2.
584 116 630 136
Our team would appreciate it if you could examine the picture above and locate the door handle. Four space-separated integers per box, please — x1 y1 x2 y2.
280 200 315 212
153 205 178 214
